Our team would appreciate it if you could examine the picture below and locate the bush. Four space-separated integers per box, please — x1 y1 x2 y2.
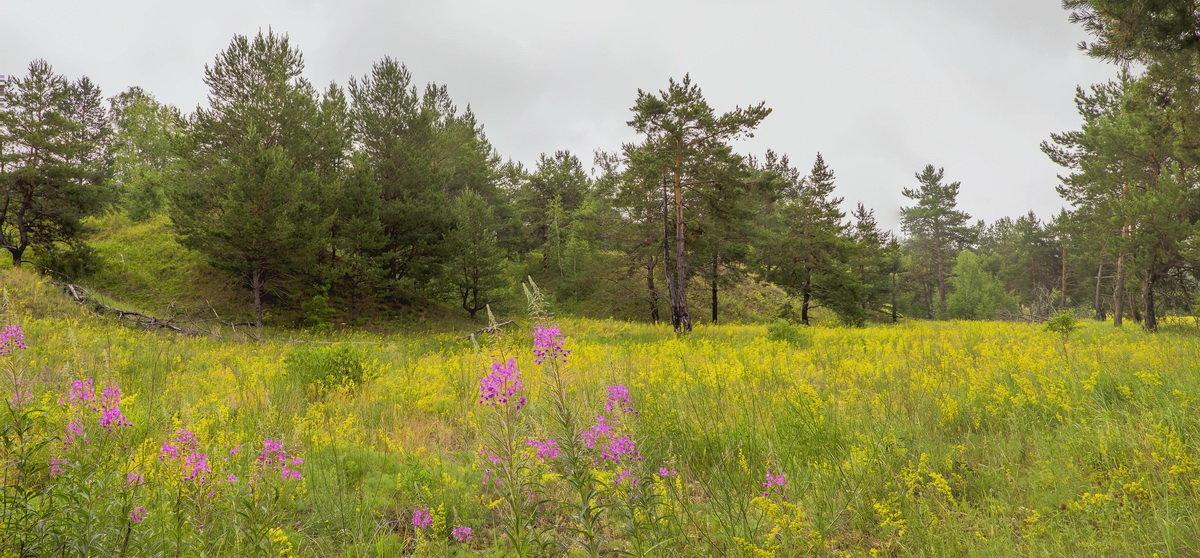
767 319 811 347
285 344 367 394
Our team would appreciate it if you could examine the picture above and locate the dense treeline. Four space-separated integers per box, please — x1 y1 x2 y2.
3 7 1200 331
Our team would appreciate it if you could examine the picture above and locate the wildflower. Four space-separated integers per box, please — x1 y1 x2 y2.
579 415 612 449
182 452 211 482
10 390 32 408
98 406 132 431
228 444 241 455
532 325 570 364
600 435 641 464
159 442 180 460
64 419 85 447
129 507 146 523
657 467 677 477
615 468 639 485
49 458 66 476
452 526 473 542
526 438 560 460
126 471 145 486
0 325 26 356
412 507 432 530
762 470 787 498
604 384 637 414
257 439 303 480
66 379 96 406
478 358 526 410
226 474 238 483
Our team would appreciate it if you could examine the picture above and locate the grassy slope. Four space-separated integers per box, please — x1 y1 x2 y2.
5 279 1200 555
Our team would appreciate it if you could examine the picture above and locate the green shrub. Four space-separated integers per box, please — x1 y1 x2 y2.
766 319 810 347
285 344 367 394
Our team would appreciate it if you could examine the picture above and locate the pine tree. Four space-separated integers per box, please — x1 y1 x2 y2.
626 75 770 333
0 60 112 266
171 31 325 326
445 189 507 318
900 164 975 318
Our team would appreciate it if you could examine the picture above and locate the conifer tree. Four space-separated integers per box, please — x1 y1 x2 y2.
900 164 975 318
171 31 326 326
0 60 112 266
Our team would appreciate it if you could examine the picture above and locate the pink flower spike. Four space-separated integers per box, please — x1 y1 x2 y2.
129 506 147 523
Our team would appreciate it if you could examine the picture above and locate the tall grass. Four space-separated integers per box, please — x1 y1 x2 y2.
4 280 1200 555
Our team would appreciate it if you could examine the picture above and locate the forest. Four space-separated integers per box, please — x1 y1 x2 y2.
4 3 1198 334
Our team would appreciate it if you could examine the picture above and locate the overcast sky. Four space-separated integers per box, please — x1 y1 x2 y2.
3 0 1118 231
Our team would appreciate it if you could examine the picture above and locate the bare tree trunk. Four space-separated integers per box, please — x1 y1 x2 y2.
710 248 719 324
671 141 692 333
1060 243 1069 308
646 255 660 324
1112 251 1126 327
891 271 898 323
1094 263 1106 321
1142 272 1158 332
251 269 265 327
800 276 812 325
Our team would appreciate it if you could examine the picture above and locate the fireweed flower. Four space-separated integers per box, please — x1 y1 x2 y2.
412 507 432 530
604 384 637 415
0 325 27 356
526 438 560 460
657 467 677 477
478 358 526 410
258 439 304 480
130 507 147 523
49 458 67 476
762 470 787 498
532 325 569 364
182 452 211 482
615 468 638 485
600 436 640 464
126 471 145 487
452 526 473 542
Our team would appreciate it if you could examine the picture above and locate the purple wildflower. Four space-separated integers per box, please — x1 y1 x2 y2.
10 390 32 408
226 474 238 483
126 471 145 487
49 458 66 477
64 419 85 447
762 470 787 498
412 507 432 530
182 452 211 482
526 438 560 460
604 384 637 414
257 439 303 480
478 358 525 410
580 415 612 449
615 468 639 485
532 325 570 364
600 435 641 464
66 379 95 406
0 325 27 356
452 526 473 542
130 506 147 523
657 467 677 477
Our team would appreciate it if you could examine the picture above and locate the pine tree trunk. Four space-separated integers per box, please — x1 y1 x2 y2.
646 255 660 324
1112 252 1126 327
800 276 812 326
1142 272 1157 332
671 141 692 333
251 269 265 327
710 249 719 324
1094 263 1106 321
891 271 898 323
1060 243 1069 308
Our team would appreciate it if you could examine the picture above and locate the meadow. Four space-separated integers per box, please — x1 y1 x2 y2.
4 270 1200 556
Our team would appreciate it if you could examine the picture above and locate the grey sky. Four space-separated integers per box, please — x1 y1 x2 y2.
3 0 1117 231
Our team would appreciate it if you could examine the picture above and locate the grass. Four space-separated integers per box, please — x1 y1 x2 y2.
4 277 1200 555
